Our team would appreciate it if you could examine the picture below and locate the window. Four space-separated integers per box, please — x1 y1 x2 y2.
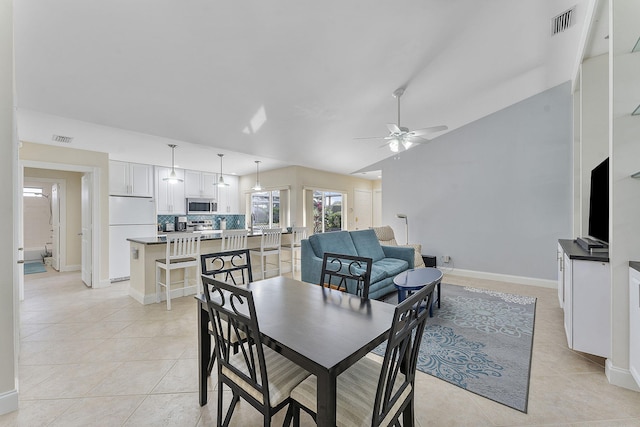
23 187 44 198
250 190 280 229
313 190 342 233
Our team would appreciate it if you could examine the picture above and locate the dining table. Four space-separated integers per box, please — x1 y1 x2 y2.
197 276 398 427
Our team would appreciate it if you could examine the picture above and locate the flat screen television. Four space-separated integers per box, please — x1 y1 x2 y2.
588 157 609 243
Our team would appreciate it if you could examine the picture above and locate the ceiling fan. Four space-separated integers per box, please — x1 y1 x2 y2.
356 88 448 152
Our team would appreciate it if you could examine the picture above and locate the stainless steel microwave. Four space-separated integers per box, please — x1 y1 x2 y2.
186 198 217 214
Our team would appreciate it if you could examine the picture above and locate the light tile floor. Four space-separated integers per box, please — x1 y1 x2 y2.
2 268 640 426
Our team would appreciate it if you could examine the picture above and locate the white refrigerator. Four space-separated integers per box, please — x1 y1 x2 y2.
109 196 157 281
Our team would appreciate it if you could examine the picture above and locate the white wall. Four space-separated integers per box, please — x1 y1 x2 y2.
23 180 53 254
381 82 573 282
607 0 640 388
0 0 17 414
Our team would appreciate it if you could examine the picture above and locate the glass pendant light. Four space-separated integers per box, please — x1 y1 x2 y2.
163 144 183 184
252 160 262 191
217 154 229 187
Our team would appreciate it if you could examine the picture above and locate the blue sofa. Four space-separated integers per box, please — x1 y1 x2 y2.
301 229 414 300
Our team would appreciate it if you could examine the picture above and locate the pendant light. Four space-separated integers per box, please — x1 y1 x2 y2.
217 154 229 187
163 144 183 184
252 160 262 191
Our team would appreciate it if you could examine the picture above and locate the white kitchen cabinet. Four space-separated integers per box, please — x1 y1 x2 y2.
557 242 564 309
558 239 610 358
155 166 186 214
217 174 239 213
109 161 153 197
185 170 217 199
630 266 640 387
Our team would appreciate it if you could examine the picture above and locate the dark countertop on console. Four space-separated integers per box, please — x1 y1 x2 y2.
630 261 640 272
559 239 609 262
128 230 290 245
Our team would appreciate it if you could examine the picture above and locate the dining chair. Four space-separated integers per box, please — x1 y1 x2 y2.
320 252 373 299
200 249 253 375
281 226 307 274
202 276 311 427
285 281 436 427
250 228 283 280
220 229 248 251
155 233 201 310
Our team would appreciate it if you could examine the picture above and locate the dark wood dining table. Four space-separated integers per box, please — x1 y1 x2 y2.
197 276 398 427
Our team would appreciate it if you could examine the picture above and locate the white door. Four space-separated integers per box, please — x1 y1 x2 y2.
81 174 92 287
18 165 24 301
353 189 372 230
372 189 382 227
51 183 60 271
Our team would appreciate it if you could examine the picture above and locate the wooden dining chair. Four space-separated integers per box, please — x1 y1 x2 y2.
200 249 253 375
155 233 201 310
250 228 283 279
320 252 373 298
202 276 310 427
285 281 436 427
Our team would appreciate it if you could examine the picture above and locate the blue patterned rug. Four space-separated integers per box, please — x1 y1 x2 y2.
373 283 536 413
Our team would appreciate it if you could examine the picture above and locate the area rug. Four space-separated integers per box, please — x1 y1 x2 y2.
24 261 47 275
373 283 536 413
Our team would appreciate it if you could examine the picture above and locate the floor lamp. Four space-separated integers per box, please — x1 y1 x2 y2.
396 213 408 245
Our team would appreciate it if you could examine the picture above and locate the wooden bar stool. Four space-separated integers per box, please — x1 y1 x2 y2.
156 234 201 310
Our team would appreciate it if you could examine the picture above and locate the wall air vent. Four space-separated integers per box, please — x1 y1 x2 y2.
551 7 575 36
52 134 73 143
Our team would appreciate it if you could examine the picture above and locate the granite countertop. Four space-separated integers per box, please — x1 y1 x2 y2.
630 261 640 272
128 230 290 245
558 239 609 262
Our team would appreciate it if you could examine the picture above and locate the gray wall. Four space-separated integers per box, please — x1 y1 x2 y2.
381 82 572 281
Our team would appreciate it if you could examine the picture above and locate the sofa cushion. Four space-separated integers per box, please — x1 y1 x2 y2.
372 258 409 278
308 231 358 258
350 229 386 262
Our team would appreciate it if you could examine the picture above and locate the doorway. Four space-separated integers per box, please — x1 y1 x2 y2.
19 161 100 299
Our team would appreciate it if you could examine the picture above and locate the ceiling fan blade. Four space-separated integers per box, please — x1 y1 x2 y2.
406 135 430 143
410 125 448 136
386 123 401 134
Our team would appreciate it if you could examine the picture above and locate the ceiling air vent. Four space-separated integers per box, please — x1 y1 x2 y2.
52 134 73 143
551 7 575 36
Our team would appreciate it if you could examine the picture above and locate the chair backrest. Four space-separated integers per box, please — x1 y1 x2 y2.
260 228 282 250
166 233 201 261
320 252 373 298
221 229 248 251
202 276 272 407
201 249 253 286
372 282 435 426
371 225 398 246
289 226 307 247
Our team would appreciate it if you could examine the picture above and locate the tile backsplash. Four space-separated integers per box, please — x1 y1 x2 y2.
157 214 245 230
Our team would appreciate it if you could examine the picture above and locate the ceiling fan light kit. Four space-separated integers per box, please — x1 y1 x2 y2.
163 144 183 184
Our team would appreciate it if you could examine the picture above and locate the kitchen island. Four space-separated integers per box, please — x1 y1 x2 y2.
127 231 292 304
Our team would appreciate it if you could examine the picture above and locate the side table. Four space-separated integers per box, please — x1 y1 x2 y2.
394 267 443 316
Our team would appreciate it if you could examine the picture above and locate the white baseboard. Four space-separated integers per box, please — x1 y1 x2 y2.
444 267 557 289
60 264 81 272
0 389 18 415
606 360 640 391
132 285 199 305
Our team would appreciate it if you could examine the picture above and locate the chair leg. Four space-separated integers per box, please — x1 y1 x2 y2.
260 255 265 280
155 265 161 304
283 404 293 427
165 268 171 310
222 392 240 427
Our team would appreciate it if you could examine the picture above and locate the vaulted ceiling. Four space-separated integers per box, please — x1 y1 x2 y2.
14 0 601 177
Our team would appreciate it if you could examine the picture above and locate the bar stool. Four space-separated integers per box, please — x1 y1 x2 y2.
281 226 307 273
250 228 282 279
156 234 201 310
221 229 248 251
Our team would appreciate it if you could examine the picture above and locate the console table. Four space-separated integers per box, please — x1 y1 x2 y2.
557 239 610 358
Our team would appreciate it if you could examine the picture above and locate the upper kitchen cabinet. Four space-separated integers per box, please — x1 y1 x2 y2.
185 170 217 199
109 161 154 197
217 174 239 213
155 166 186 215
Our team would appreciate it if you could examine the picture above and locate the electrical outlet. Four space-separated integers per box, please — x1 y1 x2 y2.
443 255 451 263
